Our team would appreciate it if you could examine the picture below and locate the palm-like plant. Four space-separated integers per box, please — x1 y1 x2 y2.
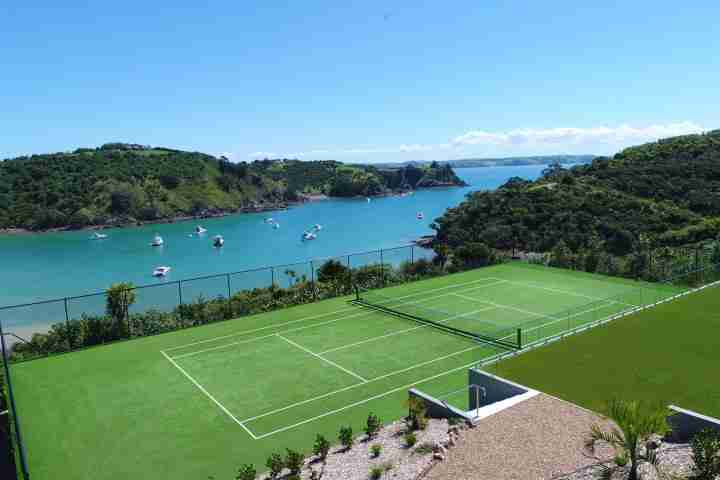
585 399 670 480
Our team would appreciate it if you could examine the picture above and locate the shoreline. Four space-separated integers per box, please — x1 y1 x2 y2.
0 184 466 236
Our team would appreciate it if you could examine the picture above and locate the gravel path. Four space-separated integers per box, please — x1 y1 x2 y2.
422 394 616 480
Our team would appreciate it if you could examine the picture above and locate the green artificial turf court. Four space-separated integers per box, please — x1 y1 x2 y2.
491 279 720 419
7 263 682 480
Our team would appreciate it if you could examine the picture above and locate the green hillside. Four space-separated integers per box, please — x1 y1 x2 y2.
432 130 720 278
0 144 464 231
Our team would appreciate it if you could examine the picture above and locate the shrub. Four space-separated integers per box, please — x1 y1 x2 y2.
365 413 382 439
381 461 393 472
404 432 417 448
235 464 256 480
692 429 720 480
369 466 383 480
406 397 428 431
339 425 354 450
313 434 331 461
265 453 284 479
415 442 435 455
370 444 382 457
285 448 305 476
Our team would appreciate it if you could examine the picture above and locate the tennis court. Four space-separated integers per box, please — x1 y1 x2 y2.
9 263 681 480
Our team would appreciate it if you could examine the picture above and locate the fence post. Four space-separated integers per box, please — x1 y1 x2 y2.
411 245 414 264
64 297 71 350
226 273 232 299
271 267 275 287
310 261 317 300
125 289 131 339
0 321 31 480
380 249 385 286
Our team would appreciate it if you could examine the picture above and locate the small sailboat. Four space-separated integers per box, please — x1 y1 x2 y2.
366 197 371 203
150 234 164 247
312 224 323 231
195 226 207 234
272 222 280 229
91 232 108 240
213 235 225 248
152 266 171 277
265 217 275 224
416 212 424 220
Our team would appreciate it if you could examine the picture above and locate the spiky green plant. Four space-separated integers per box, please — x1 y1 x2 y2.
585 399 670 480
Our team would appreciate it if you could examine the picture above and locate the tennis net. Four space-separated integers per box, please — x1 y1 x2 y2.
353 286 521 350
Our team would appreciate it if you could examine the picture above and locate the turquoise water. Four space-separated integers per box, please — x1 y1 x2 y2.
0 165 546 309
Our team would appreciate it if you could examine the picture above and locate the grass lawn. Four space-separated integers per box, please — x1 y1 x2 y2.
9 263 677 480
492 283 720 418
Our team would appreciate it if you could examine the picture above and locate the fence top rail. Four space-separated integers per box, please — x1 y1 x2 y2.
0 244 421 311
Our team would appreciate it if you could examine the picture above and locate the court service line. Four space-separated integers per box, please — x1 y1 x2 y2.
168 280 508 361
160 351 258 440
452 293 556 321
275 334 369 383
503 280 639 307
318 306 497 355
239 344 482 424
165 277 505 352
253 300 625 439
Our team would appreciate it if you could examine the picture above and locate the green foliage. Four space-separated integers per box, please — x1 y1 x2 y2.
265 453 284 479
370 444 382 458
284 448 304 476
106 283 136 338
414 442 435 455
406 397 428 431
365 413 382 439
235 464 256 480
453 242 495 269
691 429 720 480
0 144 465 230
369 466 383 480
585 399 670 480
313 434 331 461
403 432 417 448
339 426 354 450
432 130 720 272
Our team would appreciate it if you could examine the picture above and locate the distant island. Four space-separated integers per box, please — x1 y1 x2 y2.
0 143 466 233
370 154 595 169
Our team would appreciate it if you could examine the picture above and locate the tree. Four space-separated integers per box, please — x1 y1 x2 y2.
549 240 573 268
432 243 450 270
317 260 350 284
585 399 670 480
106 283 136 338
110 190 134 215
453 242 494 269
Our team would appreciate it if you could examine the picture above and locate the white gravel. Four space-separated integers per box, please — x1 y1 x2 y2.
264 418 452 480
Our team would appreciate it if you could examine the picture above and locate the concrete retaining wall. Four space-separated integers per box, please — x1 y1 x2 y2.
667 405 720 442
467 369 528 409
407 388 474 422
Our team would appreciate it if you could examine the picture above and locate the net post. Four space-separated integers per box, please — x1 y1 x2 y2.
517 328 522 349
354 284 360 302
1 322 30 480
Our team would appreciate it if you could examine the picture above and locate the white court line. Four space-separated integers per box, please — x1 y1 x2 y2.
240 344 482 424
520 301 617 335
168 280 508 360
452 293 556 321
503 280 638 307
165 277 504 353
160 351 258 439
318 306 496 355
275 334 369 383
250 300 623 439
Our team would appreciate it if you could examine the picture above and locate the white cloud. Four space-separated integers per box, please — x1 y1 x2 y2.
451 122 704 147
243 121 706 161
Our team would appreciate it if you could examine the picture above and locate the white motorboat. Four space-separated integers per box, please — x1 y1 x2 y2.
152 266 171 277
272 222 280 229
91 232 108 240
195 226 207 234
312 224 322 231
416 212 424 219
302 231 317 241
265 217 275 224
213 235 225 248
150 235 164 247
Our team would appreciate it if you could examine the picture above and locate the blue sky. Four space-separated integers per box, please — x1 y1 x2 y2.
1 1 718 163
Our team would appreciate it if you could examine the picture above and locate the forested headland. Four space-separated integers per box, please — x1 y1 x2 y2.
432 130 720 279
0 144 465 232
